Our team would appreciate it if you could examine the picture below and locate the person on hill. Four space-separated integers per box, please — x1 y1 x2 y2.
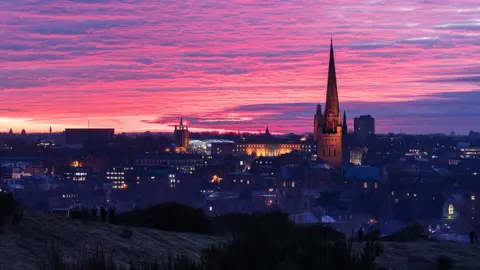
108 207 116 224
357 227 364 244
100 207 107 223
469 229 476 244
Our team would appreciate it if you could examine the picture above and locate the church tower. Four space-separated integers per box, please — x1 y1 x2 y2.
316 39 343 167
313 104 323 141
174 117 189 153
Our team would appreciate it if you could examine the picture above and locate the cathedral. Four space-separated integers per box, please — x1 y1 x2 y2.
314 39 345 167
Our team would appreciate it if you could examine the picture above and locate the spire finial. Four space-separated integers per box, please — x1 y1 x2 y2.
180 117 183 125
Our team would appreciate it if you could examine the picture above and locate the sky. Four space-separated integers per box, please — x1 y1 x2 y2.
1 0 479 135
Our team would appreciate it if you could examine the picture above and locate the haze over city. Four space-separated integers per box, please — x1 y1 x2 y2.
1 0 479 134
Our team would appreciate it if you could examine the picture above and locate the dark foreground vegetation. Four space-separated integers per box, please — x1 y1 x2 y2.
1 193 456 270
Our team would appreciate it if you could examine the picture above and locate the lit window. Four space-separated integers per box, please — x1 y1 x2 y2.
364 182 368 189
291 182 295 188
209 206 213 212
448 204 454 215
374 182 378 189
240 161 244 166
472 195 476 201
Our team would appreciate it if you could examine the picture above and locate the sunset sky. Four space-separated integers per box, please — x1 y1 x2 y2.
1 0 479 134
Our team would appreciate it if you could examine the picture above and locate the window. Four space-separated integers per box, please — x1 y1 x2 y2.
374 182 378 189
364 182 368 189
448 204 454 215
291 182 295 188
472 195 476 201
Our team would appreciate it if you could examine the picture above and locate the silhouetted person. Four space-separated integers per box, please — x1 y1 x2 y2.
91 206 98 220
100 207 107 223
357 227 364 243
469 230 476 244
108 207 116 224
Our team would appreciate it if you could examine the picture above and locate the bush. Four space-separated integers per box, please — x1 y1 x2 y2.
0 192 23 228
117 202 211 234
437 255 454 270
382 223 427 242
365 227 381 242
121 227 133 239
68 207 91 221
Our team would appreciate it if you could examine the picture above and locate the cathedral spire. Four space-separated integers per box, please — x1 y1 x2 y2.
343 110 348 134
265 126 271 136
324 38 340 119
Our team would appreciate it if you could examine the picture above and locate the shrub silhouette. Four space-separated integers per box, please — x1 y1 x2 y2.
117 202 211 234
382 223 427 242
0 192 23 228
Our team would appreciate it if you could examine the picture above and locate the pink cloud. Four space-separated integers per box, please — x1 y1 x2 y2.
0 0 479 134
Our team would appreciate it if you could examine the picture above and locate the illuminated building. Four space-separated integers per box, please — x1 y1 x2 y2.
459 147 480 159
349 148 365 165
64 167 90 182
174 118 189 153
106 166 134 189
234 127 302 157
189 139 235 155
316 39 344 167
135 153 204 174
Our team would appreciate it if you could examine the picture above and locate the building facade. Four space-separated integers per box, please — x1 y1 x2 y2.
234 127 303 157
64 128 115 147
174 118 189 153
315 40 343 167
354 115 375 144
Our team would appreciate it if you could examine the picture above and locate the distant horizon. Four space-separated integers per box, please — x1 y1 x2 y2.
2 129 477 137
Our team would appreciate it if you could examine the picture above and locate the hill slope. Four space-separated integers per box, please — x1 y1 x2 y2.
376 241 480 270
0 211 219 270
2 211 480 270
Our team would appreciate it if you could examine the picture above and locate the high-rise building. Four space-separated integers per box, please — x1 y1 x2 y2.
174 117 189 153
354 115 375 143
315 39 343 167
65 128 114 147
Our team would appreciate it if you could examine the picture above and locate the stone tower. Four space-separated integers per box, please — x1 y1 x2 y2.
174 117 189 153
316 39 343 167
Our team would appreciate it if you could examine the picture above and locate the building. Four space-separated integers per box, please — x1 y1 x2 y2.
106 166 135 189
189 139 235 156
349 148 365 165
235 127 302 157
354 115 375 144
64 128 114 147
174 118 189 153
315 39 344 167
135 153 204 174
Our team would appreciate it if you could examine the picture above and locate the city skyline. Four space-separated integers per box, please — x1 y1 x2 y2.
1 0 479 134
